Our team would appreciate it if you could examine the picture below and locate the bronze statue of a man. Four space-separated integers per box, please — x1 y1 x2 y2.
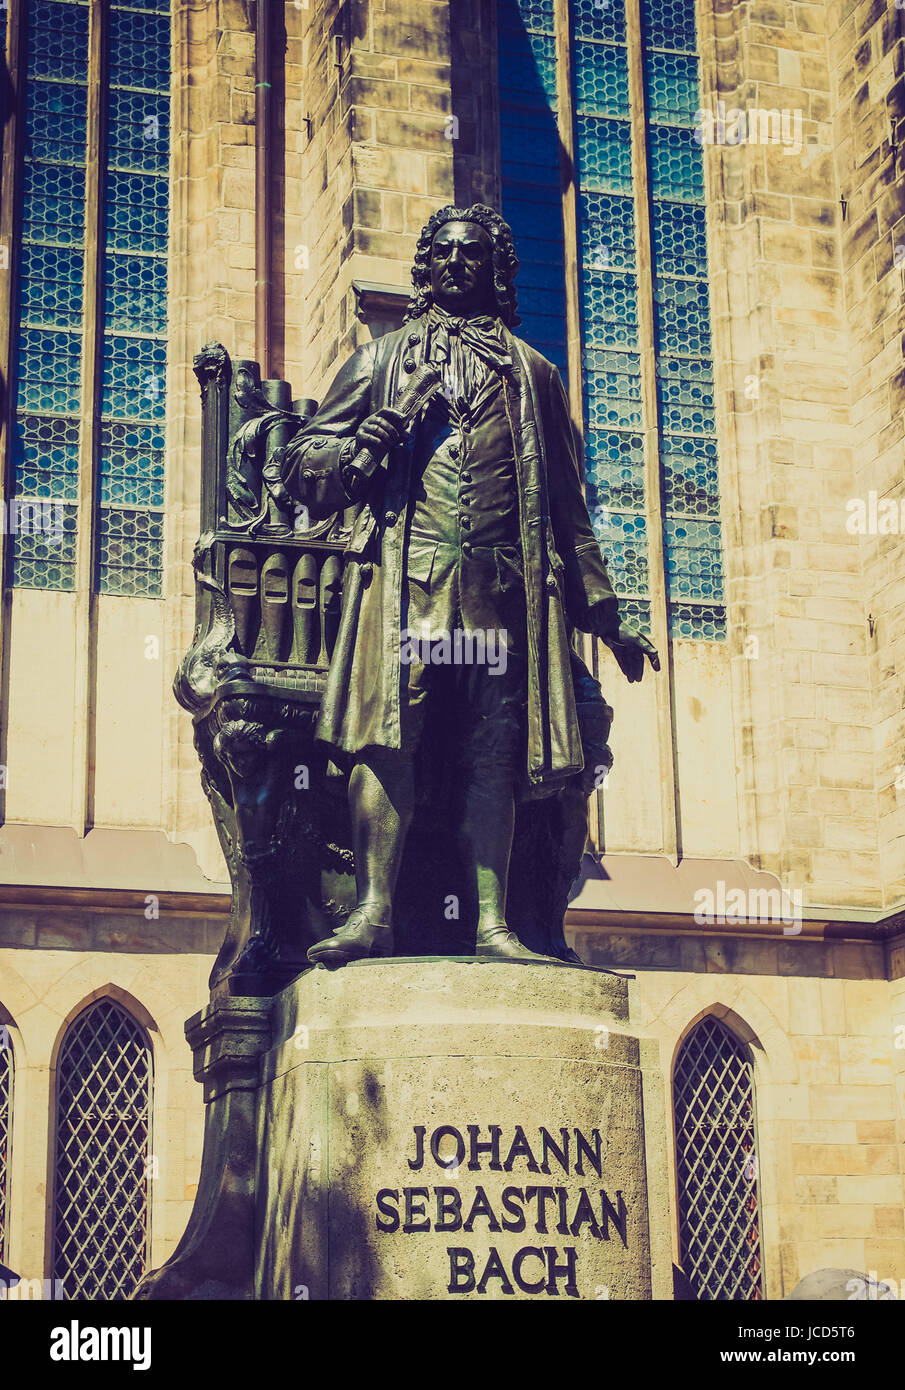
282 205 658 967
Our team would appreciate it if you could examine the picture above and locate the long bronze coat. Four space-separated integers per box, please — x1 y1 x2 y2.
286 319 621 795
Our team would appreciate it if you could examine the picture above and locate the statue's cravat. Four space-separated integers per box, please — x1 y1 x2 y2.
425 305 512 407
427 305 512 372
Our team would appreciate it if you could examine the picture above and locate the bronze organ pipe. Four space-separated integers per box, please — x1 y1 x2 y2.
228 548 259 656
261 551 290 662
319 555 342 665
261 378 292 527
292 553 319 664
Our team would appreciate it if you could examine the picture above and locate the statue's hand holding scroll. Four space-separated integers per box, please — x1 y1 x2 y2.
341 363 442 499
352 408 407 468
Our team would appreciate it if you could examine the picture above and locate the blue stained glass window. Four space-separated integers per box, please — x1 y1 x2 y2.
21 163 85 246
108 9 170 90
105 171 169 254
649 125 705 201
24 80 87 168
652 200 708 277
573 41 629 117
498 0 568 375
496 0 726 640
580 191 635 270
99 1 169 597
571 3 647 619
642 0 724 638
645 51 701 124
575 115 633 193
11 0 89 589
642 0 698 52
107 91 170 176
26 0 89 82
497 27 558 104
572 0 625 44
12 416 80 501
11 0 170 596
595 510 649 596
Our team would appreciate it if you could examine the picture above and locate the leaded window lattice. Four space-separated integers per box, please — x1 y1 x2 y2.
10 0 87 589
640 0 725 639
98 0 169 596
674 1016 764 1300
572 0 649 634
9 0 170 595
498 0 569 375
495 0 725 639
52 999 152 1300
0 1030 12 1263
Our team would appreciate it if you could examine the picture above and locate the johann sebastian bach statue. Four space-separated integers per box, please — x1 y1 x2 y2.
280 205 659 968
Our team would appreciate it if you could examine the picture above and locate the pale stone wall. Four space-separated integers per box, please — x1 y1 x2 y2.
889 937 905 1225
699 0 876 911
572 925 905 1296
293 0 456 398
0 908 218 1284
828 0 905 907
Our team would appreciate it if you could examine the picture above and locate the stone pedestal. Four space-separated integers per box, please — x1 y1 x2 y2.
137 959 672 1301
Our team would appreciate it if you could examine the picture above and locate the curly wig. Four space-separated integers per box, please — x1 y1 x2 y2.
404 204 520 327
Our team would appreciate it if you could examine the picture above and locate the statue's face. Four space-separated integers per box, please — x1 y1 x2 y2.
429 220 494 315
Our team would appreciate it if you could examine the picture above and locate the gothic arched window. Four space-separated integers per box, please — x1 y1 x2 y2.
52 998 153 1300
5 0 170 594
497 0 724 641
673 1015 764 1299
0 1023 13 1263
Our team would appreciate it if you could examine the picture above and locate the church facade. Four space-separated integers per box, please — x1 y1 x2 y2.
0 0 902 1300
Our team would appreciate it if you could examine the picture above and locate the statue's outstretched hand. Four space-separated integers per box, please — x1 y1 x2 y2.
603 621 660 682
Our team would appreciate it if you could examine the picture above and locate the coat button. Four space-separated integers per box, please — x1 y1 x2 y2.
384 510 398 526
461 471 472 483
403 358 416 372
462 541 473 556
407 333 421 346
359 562 373 581
545 573 558 592
460 516 471 530
449 444 459 458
